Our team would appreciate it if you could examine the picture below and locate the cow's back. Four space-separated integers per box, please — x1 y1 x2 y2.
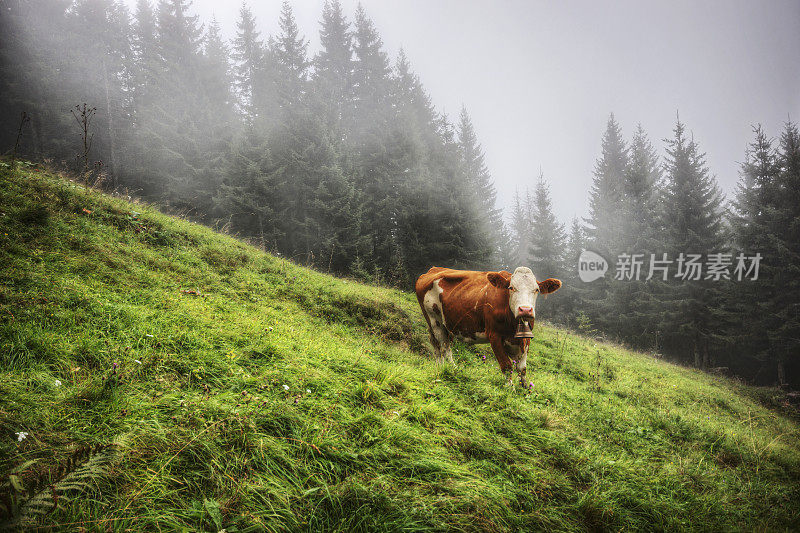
415 267 491 336
415 267 480 304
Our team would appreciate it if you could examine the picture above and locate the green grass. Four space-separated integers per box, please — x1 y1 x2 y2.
1 162 799 532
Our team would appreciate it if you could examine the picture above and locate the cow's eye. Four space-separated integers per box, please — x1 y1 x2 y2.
509 286 516 291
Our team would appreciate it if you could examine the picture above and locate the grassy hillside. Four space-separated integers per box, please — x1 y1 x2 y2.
1 162 799 532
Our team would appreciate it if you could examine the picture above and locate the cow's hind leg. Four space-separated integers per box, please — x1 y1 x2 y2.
442 336 454 364
427 329 442 361
423 281 453 364
421 321 440 362
423 321 451 364
425 318 452 364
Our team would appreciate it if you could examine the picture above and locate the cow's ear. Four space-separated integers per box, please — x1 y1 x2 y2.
538 278 562 294
487 271 511 289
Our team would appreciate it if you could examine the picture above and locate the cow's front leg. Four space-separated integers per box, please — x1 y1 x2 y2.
490 334 515 386
504 338 529 388
517 338 531 389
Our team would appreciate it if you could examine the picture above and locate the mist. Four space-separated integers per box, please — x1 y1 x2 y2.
3 3 800 528
1 0 799 385
139 0 800 222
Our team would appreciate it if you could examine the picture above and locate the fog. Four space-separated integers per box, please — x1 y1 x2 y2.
3 0 800 384
161 0 800 222
4 10 800 525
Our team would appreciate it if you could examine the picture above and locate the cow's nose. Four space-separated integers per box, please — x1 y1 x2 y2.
518 306 533 316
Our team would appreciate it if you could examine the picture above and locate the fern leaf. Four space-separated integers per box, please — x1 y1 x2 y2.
13 432 131 528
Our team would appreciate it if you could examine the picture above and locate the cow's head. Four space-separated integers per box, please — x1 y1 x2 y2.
487 267 562 319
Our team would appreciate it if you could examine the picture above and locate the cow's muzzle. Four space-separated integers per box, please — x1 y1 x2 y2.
517 306 534 318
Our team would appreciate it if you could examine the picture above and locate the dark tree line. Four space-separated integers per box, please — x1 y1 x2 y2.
0 0 502 286
508 115 800 388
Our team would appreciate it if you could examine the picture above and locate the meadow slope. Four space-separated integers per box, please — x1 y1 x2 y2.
1 163 799 532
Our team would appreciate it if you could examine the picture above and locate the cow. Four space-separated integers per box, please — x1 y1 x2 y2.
415 266 562 387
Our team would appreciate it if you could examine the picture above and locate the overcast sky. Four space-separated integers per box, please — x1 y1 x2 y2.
153 0 800 223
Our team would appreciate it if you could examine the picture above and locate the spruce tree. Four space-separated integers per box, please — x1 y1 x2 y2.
585 113 628 256
496 222 515 271
143 0 206 203
350 4 391 139
216 127 282 251
201 18 233 113
560 218 586 325
348 5 398 278
193 17 236 218
509 189 533 267
457 106 505 266
395 104 493 284
527 173 567 320
231 3 263 120
390 49 439 282
729 126 780 379
613 124 663 346
307 155 362 274
265 114 360 267
313 0 353 133
151 0 234 216
264 2 318 259
434 114 493 270
129 0 159 118
394 50 437 137
391 50 496 282
155 0 202 79
582 114 628 334
528 173 567 277
565 218 585 273
771 122 800 384
659 117 726 368
272 0 310 114
122 0 166 195
307 0 364 274
622 124 662 251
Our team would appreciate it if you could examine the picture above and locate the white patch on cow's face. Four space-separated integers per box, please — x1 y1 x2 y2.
508 267 538 319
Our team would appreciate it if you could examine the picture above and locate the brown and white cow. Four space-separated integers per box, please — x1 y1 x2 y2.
415 266 562 387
